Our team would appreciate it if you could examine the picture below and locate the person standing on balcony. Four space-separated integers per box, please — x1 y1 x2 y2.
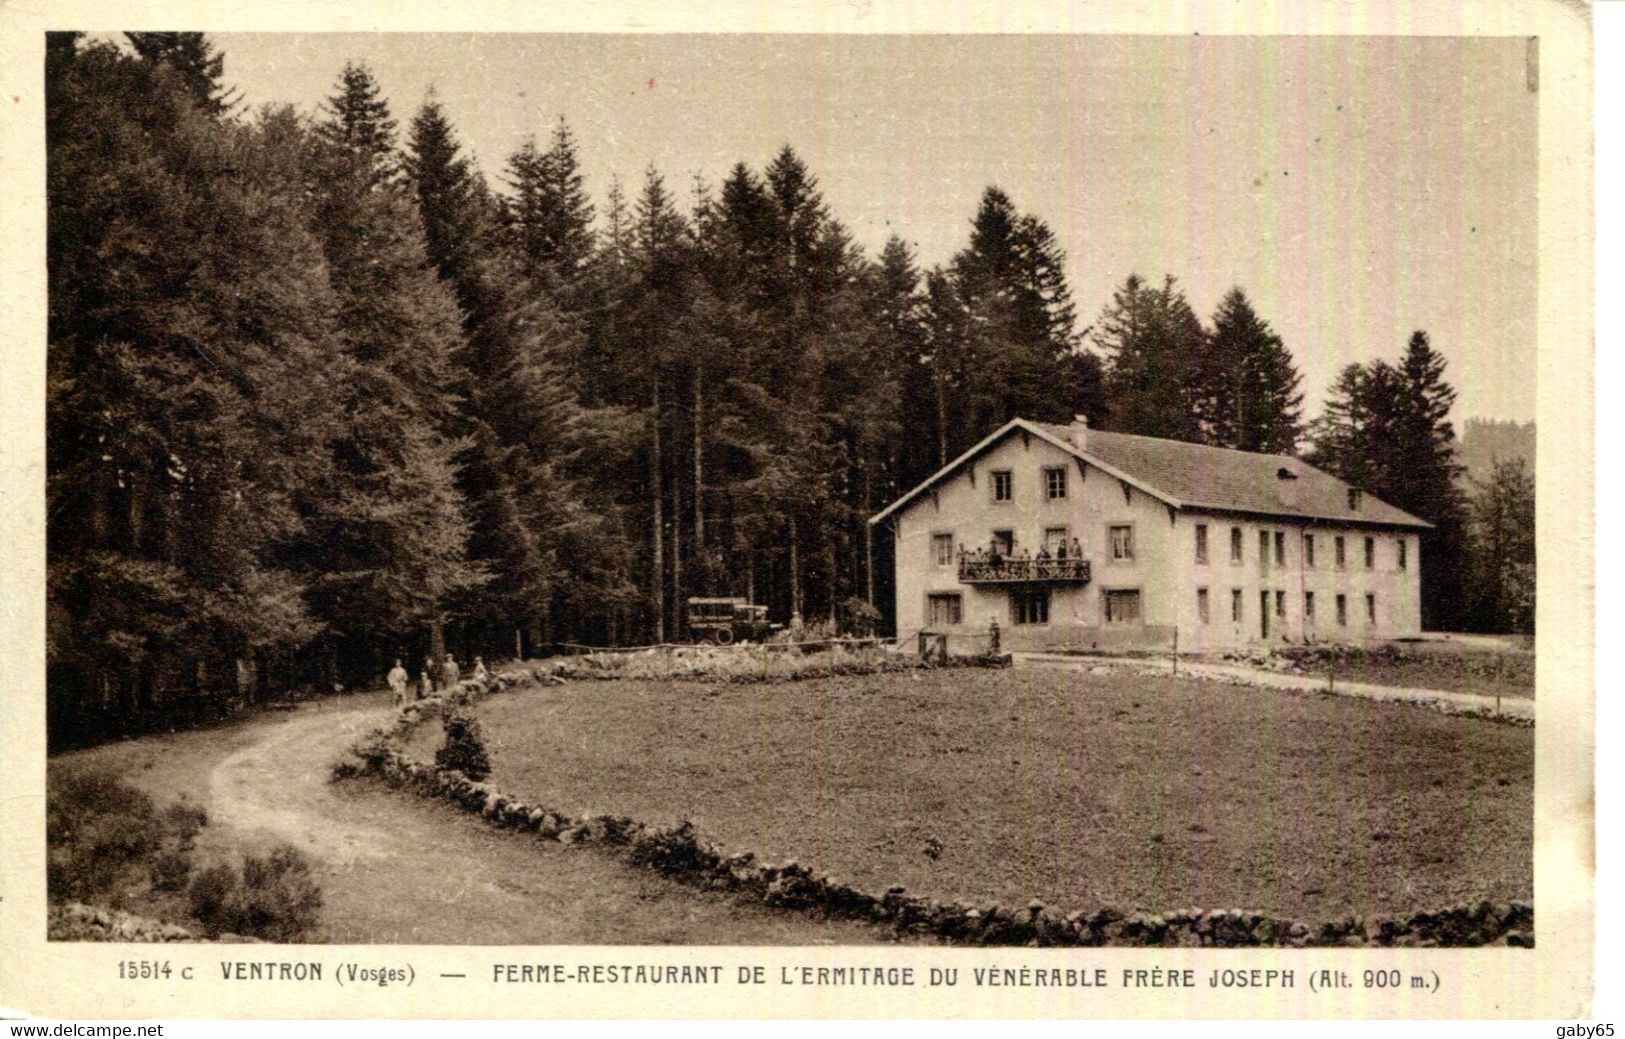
1070 537 1082 562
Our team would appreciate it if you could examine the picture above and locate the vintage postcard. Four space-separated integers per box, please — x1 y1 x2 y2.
0 0 1595 1021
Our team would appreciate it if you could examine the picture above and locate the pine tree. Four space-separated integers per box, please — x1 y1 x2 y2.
318 61 398 186
305 70 485 675
49 41 341 734
535 117 596 285
123 32 237 115
405 97 591 653
1308 332 1468 630
918 187 1091 464
1093 274 1207 441
1394 331 1468 630
1465 458 1535 633
1200 288 1304 453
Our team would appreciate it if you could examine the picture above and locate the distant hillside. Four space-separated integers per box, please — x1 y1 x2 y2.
1459 418 1535 486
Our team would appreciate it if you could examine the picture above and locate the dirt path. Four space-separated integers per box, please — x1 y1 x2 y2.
55 691 900 945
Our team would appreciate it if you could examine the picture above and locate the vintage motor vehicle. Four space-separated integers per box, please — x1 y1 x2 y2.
684 597 778 644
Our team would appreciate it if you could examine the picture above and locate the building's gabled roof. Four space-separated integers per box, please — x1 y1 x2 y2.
869 418 1432 530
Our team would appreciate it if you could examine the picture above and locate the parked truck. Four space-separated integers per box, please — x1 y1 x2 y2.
684 597 778 644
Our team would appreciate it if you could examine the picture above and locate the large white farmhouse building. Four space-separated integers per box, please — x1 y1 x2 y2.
871 417 1429 652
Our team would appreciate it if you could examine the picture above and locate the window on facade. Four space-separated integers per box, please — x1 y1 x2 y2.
931 533 954 567
992 469 1013 502
1336 593 1348 626
1335 536 1346 569
1110 525 1135 561
1104 589 1142 624
1274 531 1286 566
1259 530 1270 567
1305 591 1315 621
1195 524 1208 564
1197 587 1209 624
1044 466 1067 500
1012 586 1050 625
927 593 963 627
1364 536 1375 569
1398 538 1408 570
1366 593 1376 624
1230 526 1243 563
992 529 1014 557
1043 526 1069 553
1231 588 1242 622
1304 534 1316 567
1274 590 1285 618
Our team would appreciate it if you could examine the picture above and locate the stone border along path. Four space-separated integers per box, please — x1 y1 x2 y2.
333 667 1535 948
1014 652 1535 724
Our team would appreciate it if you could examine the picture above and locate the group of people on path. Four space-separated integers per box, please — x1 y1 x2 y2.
386 653 488 706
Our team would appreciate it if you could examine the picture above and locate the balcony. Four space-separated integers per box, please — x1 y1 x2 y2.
958 557 1091 584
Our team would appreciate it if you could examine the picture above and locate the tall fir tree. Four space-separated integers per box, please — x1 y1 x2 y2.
1464 458 1535 634
1092 274 1207 441
1309 332 1468 630
123 32 237 115
1394 331 1468 630
1200 287 1305 453
48 39 342 736
405 97 593 654
317 61 398 186
303 70 485 678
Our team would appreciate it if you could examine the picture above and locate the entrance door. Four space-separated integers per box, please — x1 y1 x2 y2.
1259 590 1270 639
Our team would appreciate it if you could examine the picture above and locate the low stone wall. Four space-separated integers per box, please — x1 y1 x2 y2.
333 668 1534 948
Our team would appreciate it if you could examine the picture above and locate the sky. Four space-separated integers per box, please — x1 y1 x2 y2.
204 32 1538 423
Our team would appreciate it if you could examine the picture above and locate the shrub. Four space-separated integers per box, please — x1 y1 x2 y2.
627 821 718 876
151 849 193 893
163 799 208 840
839 596 882 638
185 863 237 926
186 844 322 941
435 709 491 781
47 771 167 903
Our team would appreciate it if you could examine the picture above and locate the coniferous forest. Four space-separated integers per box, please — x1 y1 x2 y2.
45 34 1535 744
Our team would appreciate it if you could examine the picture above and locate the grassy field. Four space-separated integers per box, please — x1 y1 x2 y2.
461 668 1532 922
1276 640 1536 700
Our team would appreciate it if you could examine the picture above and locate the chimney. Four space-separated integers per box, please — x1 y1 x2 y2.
1275 465 1300 509
1068 414 1089 451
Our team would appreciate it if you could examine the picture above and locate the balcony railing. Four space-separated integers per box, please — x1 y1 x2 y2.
958 557 1091 584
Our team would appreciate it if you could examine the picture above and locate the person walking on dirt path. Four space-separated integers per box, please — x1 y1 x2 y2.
387 659 409 706
444 654 461 687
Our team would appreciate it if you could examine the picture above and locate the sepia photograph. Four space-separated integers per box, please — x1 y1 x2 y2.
1 1 1597 1020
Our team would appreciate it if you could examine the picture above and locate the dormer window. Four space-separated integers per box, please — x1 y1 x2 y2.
1347 488 1363 511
